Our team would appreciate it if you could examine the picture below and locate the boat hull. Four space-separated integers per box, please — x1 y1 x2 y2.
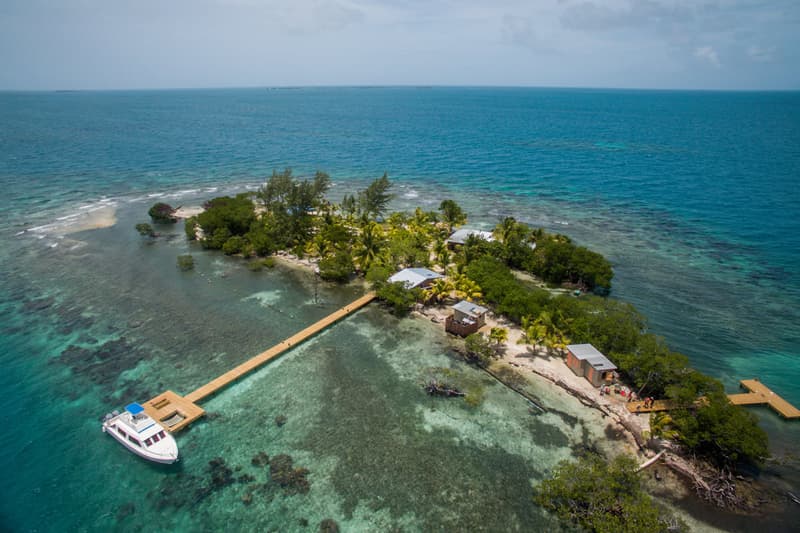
102 417 179 464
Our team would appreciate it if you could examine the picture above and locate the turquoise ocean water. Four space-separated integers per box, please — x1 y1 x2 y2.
1 88 799 531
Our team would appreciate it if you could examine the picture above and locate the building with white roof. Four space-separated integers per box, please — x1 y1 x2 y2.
388 268 443 289
446 229 495 247
565 344 617 387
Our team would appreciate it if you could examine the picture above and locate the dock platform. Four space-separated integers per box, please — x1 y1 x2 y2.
144 291 376 432
626 378 800 419
728 379 800 419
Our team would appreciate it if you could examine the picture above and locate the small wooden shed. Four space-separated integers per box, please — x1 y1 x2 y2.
445 300 488 337
565 344 617 387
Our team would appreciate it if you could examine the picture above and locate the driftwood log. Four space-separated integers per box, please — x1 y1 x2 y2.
662 454 745 509
482 366 546 413
424 380 466 397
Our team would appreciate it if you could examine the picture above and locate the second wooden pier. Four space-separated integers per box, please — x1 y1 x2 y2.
142 291 376 432
626 378 800 419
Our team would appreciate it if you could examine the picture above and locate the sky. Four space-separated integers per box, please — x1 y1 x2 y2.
0 0 798 90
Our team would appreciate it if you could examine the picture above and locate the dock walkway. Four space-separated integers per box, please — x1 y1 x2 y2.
626 378 799 419
142 291 376 432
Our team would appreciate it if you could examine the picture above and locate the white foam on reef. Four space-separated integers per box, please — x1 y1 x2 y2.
243 290 283 307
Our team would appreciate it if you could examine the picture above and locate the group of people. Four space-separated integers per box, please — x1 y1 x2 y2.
598 385 658 409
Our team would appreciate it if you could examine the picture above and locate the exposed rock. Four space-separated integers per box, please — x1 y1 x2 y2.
269 454 310 495
319 518 340 533
251 451 270 467
115 502 135 521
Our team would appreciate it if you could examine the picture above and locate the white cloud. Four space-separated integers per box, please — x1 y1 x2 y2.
747 44 775 63
694 45 720 67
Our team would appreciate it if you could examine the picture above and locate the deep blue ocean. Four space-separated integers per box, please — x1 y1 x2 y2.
1 87 799 532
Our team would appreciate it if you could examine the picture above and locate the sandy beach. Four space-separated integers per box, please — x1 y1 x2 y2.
172 206 205 219
50 206 118 235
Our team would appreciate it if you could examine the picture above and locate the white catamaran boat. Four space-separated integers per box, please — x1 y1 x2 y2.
102 403 179 464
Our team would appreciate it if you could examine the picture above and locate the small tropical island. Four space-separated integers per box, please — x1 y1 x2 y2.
140 169 779 532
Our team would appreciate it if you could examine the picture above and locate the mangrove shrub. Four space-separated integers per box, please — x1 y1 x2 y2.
148 202 177 224
535 453 685 533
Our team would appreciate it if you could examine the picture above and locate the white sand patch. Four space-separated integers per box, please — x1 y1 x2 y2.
172 206 204 218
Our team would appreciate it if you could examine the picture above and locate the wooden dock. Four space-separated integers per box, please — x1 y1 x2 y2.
142 291 376 432
626 378 800 419
728 379 800 419
626 399 675 414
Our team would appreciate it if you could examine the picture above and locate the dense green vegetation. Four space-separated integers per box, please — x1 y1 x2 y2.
535 453 685 533
373 282 420 316
148 202 178 224
463 333 494 367
176 254 194 271
135 223 155 238
462 216 613 293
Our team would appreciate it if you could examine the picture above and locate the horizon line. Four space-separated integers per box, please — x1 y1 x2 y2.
1 83 798 94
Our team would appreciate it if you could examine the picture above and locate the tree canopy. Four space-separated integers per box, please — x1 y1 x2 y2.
439 199 467 231
148 202 177 224
357 173 393 219
535 453 685 533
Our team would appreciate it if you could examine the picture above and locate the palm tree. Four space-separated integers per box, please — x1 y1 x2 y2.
424 277 455 304
452 273 482 302
439 199 467 233
353 221 385 272
649 412 679 440
522 311 570 355
306 233 332 259
489 327 508 346
433 238 451 269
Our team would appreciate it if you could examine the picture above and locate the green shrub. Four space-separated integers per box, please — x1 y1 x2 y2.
222 235 246 255
135 223 155 238
184 216 198 240
464 333 493 367
204 227 232 250
247 258 275 271
365 264 392 287
318 250 355 282
246 225 275 256
375 282 420 316
196 194 255 237
177 255 195 271
148 202 177 224
535 453 685 533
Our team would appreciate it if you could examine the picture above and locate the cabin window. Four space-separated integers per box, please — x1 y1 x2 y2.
118 428 127 437
158 430 166 439
144 438 152 447
152 433 160 443
128 436 140 447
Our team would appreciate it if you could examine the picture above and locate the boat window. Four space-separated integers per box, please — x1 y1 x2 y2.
128 436 141 447
158 430 166 439
152 433 160 443
118 428 127 437
144 438 152 447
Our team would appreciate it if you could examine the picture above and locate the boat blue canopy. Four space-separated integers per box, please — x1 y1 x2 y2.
126 402 145 415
